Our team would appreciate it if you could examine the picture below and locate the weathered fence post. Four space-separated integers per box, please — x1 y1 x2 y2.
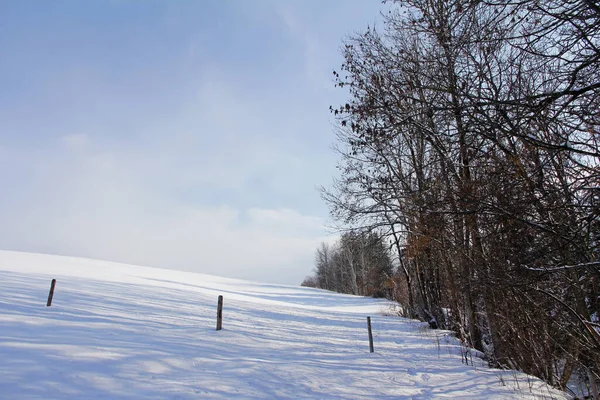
367 316 374 353
216 295 223 330
47 279 57 307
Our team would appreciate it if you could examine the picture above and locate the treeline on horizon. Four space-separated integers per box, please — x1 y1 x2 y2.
302 0 600 395
301 231 395 299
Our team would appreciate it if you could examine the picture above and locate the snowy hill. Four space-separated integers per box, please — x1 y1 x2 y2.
0 250 568 399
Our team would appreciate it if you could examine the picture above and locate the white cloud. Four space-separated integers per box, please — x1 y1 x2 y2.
61 133 89 152
0 133 330 284
9 202 327 284
247 208 325 233
274 5 331 92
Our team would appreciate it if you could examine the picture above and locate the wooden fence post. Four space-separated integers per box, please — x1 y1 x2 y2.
47 279 57 307
367 316 374 353
216 295 223 330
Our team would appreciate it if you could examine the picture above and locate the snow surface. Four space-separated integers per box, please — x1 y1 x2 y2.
0 250 569 399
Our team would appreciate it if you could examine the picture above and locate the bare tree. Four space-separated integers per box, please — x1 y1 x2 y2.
323 0 600 392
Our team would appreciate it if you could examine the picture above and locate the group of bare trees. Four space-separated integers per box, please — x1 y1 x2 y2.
321 0 599 394
302 232 394 298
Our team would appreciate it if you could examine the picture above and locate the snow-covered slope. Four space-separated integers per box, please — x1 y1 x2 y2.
0 250 568 399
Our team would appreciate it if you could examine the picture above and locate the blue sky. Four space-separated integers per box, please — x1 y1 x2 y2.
0 0 386 284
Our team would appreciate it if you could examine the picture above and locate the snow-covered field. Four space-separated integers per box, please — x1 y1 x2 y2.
0 250 568 399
